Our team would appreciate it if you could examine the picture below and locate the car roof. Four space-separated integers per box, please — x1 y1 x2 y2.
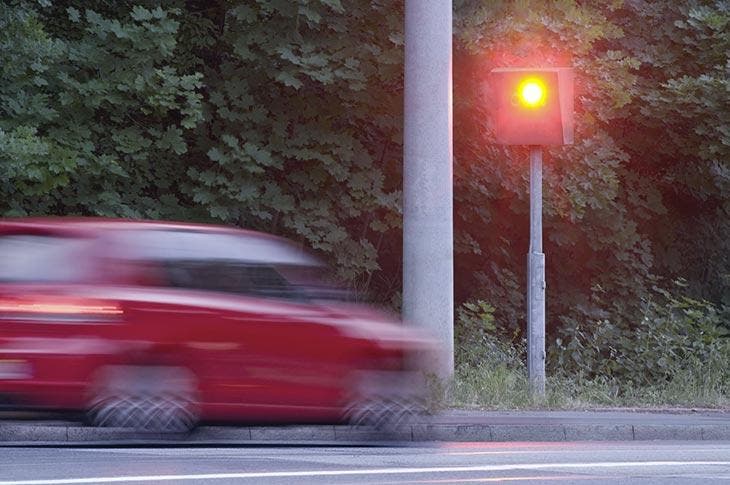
0 217 323 266
0 216 251 234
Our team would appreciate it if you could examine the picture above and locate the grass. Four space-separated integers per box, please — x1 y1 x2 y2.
446 303 730 411
446 362 730 410
445 296 730 411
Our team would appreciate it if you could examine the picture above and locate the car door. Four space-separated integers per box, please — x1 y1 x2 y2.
107 228 354 421
158 258 352 421
112 229 360 419
214 262 353 419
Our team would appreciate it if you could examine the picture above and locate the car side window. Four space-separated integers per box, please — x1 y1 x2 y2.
162 259 306 302
242 264 304 300
0 234 89 283
112 229 318 302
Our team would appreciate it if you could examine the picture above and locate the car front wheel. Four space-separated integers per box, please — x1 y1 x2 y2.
345 370 428 430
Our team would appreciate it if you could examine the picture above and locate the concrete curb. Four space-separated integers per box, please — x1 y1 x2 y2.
2 422 730 445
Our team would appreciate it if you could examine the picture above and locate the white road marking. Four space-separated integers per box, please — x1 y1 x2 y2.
444 447 729 456
354 476 601 484
0 461 728 484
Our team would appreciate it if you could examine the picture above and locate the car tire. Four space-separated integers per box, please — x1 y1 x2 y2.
87 365 198 433
345 371 427 430
347 395 424 430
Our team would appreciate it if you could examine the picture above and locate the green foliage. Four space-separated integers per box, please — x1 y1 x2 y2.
452 0 729 348
182 0 403 280
553 284 730 388
607 0 730 309
453 293 729 409
0 1 204 219
1 0 728 392
456 300 524 367
453 0 658 338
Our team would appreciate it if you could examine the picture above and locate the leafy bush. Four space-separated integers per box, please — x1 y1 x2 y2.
553 286 730 388
453 294 729 409
453 300 532 407
455 300 524 370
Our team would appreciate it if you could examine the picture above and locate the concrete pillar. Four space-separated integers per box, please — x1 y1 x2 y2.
403 0 454 379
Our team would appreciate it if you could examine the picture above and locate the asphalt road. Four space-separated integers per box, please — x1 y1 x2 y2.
0 441 729 484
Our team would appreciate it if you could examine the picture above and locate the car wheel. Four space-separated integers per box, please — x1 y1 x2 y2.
87 366 198 433
345 371 427 430
347 395 424 430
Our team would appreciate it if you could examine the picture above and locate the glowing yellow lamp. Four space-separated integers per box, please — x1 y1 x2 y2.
490 67 574 145
517 78 547 108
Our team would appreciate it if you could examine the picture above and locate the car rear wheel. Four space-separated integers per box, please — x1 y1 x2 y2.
87 365 198 433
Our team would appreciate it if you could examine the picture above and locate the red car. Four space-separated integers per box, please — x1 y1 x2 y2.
0 218 435 431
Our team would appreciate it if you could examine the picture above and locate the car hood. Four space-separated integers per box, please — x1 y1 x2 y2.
315 301 439 351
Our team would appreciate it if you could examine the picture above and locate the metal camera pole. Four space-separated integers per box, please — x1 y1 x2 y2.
490 67 573 398
527 146 546 397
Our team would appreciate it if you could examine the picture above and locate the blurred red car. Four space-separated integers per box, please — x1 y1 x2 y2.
0 218 435 431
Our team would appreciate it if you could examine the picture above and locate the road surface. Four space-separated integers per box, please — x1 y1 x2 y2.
1 441 729 484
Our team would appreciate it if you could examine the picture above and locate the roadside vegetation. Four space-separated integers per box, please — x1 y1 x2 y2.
451 294 730 410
